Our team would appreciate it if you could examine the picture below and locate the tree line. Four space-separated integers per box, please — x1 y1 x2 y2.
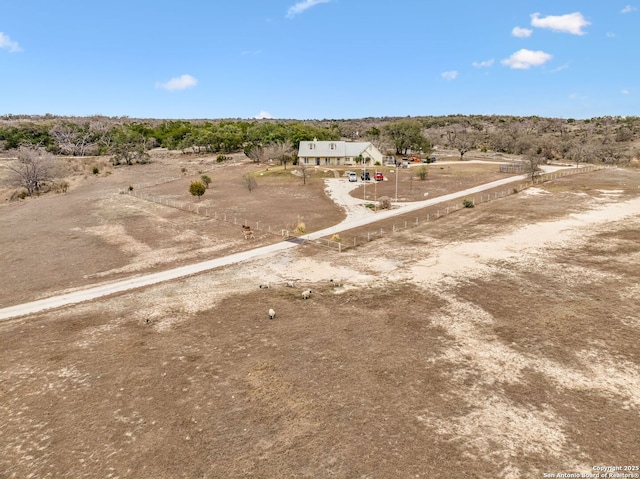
0 117 340 163
1 114 638 167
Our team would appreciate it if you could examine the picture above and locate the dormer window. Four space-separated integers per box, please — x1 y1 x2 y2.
308 143 315 150
330 143 336 150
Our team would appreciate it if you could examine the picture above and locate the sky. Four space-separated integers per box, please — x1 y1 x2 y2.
1 0 638 120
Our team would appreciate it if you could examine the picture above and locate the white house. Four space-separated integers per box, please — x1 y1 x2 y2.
297 140 383 167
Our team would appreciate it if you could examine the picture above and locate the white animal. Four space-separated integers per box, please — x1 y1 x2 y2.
302 289 312 299
259 282 270 289
330 279 342 287
286 281 295 288
269 308 276 320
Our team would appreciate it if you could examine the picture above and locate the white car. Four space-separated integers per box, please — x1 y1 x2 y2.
348 172 358 182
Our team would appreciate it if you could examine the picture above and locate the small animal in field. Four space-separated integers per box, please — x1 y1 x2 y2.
268 308 276 320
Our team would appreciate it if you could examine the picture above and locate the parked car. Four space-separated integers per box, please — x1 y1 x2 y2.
361 171 371 181
348 172 358 182
424 156 437 163
374 171 384 181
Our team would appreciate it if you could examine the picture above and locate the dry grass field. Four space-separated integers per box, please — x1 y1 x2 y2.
1 152 639 478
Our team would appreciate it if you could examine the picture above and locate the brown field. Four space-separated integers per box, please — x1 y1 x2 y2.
1 153 639 479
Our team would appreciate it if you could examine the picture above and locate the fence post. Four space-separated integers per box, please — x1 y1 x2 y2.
415 217 419 226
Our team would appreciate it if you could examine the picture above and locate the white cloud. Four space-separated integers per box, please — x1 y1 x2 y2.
551 64 569 73
441 70 458 80
472 59 494 68
254 110 274 119
286 0 331 18
512 26 533 38
621 5 637 13
530 12 591 35
0 32 22 52
606 32 617 38
156 74 198 91
622 89 630 95
501 49 552 69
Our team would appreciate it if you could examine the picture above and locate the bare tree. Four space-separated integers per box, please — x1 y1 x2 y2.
267 140 295 169
298 161 309 185
245 144 265 164
446 125 476 159
49 122 96 156
4 147 57 196
242 173 257 193
523 150 543 181
88 116 115 151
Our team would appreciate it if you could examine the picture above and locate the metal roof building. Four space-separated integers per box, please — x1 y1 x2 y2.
297 140 383 166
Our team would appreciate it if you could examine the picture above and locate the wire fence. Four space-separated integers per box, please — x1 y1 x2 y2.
120 188 289 238
312 165 605 252
120 164 605 249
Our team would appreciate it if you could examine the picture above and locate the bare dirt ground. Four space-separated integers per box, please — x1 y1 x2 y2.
1 154 639 478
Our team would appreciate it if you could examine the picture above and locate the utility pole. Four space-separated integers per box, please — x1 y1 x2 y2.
395 166 399 203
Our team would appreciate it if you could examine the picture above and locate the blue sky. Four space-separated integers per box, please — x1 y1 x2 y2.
1 1 638 120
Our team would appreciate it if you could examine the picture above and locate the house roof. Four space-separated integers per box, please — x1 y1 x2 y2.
297 140 374 158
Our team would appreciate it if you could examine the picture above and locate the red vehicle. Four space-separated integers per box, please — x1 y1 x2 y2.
374 171 384 181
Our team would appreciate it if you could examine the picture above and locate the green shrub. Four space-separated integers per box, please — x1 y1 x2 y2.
92 166 100 175
189 181 206 199
462 199 474 208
